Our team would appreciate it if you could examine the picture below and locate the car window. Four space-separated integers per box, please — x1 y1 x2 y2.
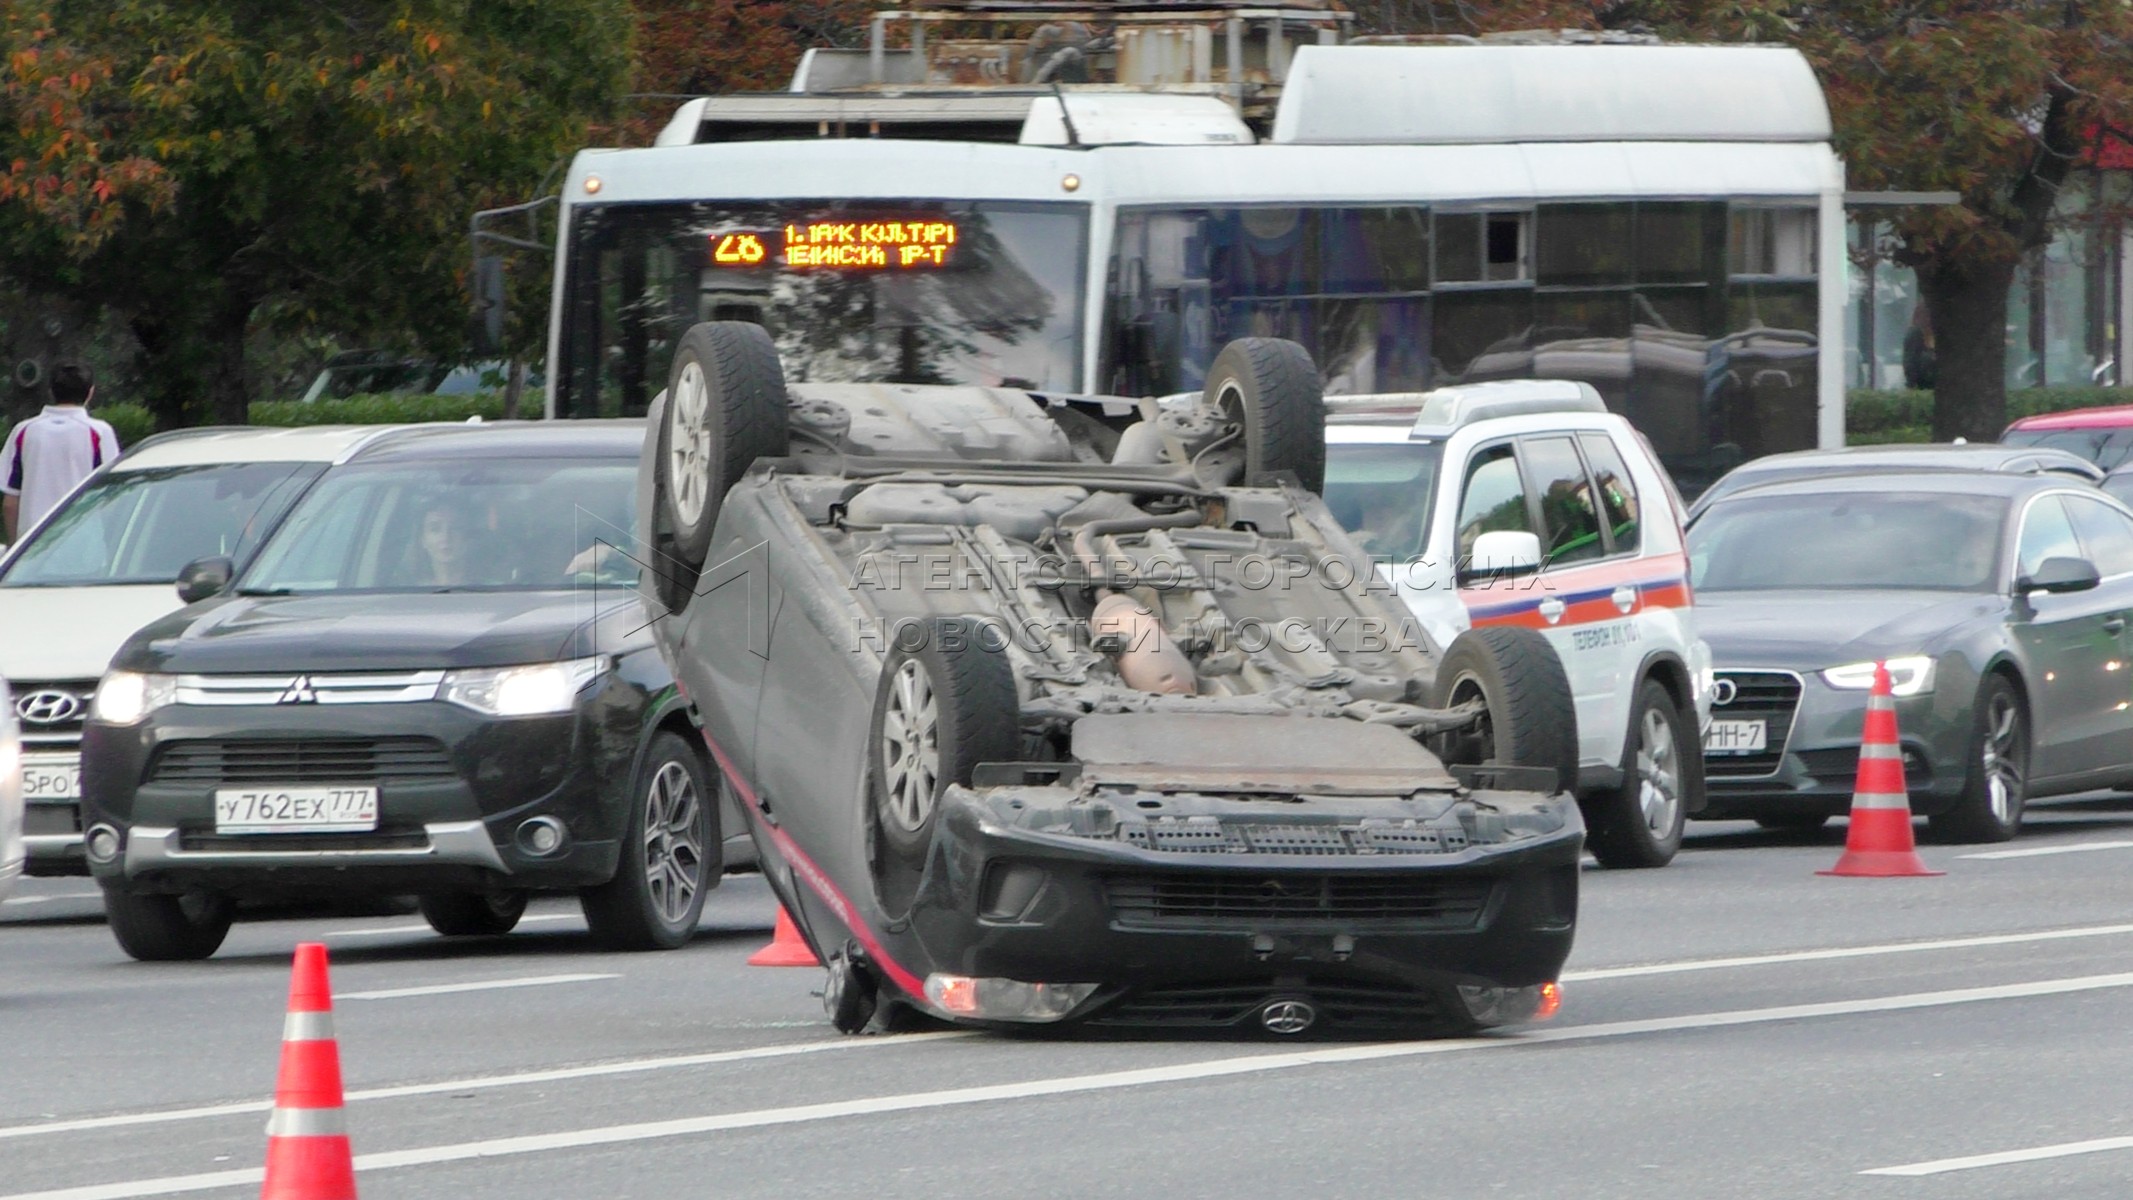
241 457 639 594
1323 442 1443 564
1455 445 1531 562
1521 436 1605 566
1579 433 1641 554
2103 472 2133 508
1689 491 2004 592
2004 428 2112 464
1 462 323 587
2064 495 2133 577
2016 495 2083 580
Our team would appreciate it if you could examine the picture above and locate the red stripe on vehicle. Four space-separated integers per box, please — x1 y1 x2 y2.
698 729 928 999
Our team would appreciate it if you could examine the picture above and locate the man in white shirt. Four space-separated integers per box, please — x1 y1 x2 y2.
1 360 119 541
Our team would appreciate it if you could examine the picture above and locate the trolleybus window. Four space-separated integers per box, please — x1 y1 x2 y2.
557 201 1087 417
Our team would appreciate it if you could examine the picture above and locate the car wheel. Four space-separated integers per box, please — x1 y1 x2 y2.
582 731 720 950
655 322 790 578
822 946 878 1035
1200 337 1326 492
102 886 234 961
1584 679 1691 869
1428 626 1579 796
871 616 1020 867
1930 674 2028 843
1754 813 1830 832
418 890 529 937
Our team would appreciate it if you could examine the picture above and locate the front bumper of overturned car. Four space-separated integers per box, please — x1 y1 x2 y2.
875 787 1583 1034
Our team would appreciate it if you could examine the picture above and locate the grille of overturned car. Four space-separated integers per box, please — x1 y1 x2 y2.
1101 819 1473 855
1092 977 1451 1030
148 738 457 784
1104 871 1493 928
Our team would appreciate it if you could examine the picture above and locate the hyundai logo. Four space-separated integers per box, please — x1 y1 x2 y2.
276 677 319 705
1711 678 1739 707
1259 998 1317 1035
16 690 83 726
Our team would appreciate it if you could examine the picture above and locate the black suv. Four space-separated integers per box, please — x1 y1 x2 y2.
81 422 731 959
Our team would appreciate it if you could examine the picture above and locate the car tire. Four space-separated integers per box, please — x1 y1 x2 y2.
1754 813 1830 832
871 616 1020 867
654 321 791 575
822 945 878 1035
1202 337 1326 493
1930 674 2028 843
582 731 720 951
418 890 528 937
102 886 234 961
1428 626 1579 797
1583 678 1692 869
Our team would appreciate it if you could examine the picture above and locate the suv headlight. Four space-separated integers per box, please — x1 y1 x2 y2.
440 658 605 716
94 671 177 725
1820 655 1936 697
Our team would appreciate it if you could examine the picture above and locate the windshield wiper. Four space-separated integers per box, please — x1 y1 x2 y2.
235 587 296 597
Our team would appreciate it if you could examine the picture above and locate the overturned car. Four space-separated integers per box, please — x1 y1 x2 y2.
640 324 1583 1036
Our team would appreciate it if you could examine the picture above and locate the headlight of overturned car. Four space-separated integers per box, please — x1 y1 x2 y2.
441 658 605 717
93 671 177 725
1819 655 1936 697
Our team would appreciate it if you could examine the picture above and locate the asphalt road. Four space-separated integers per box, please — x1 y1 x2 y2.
8 799 2133 1199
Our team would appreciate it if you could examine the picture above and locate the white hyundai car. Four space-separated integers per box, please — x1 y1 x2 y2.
1324 381 1714 868
0 425 404 874
1 677 24 902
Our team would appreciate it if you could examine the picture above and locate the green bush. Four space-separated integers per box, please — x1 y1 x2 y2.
250 392 516 427
1848 386 2133 441
0 402 156 455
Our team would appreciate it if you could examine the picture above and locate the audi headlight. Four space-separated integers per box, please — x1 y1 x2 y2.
440 658 605 717
94 671 177 725
1820 655 1936 697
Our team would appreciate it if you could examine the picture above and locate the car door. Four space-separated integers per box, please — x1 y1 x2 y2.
1516 434 1638 773
2060 493 2133 776
2010 494 2123 779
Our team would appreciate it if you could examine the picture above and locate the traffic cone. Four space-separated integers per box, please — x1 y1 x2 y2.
1819 661 1943 878
261 942 357 1200
746 904 820 967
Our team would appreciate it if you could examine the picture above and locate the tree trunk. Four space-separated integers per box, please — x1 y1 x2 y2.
1918 254 2018 442
206 297 254 426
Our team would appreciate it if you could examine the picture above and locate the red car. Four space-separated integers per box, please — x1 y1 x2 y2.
2002 406 2133 469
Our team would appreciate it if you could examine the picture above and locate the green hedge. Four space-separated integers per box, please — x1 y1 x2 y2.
1847 386 2133 441
0 394 529 454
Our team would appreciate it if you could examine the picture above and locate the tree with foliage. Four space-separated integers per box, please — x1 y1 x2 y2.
1370 2 2133 441
0 3 632 427
623 0 871 141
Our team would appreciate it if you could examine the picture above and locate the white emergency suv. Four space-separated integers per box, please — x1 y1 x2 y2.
1324 381 1713 866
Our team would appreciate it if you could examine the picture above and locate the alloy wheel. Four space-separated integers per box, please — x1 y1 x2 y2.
643 760 705 926
667 361 710 525
1980 691 2026 827
1635 705 1682 835
880 659 941 833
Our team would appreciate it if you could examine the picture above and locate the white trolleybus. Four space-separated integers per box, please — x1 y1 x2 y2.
539 3 1844 496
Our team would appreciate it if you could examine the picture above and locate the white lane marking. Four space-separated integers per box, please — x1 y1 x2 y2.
1 892 98 906
323 913 580 938
0 1033 972 1142
1864 1134 2133 1176
14 971 2133 1200
335 973 619 1001
1959 839 2133 860
1562 922 2133 982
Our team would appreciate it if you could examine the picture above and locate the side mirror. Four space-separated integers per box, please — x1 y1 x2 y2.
176 555 235 604
2016 555 2101 596
1459 530 1543 584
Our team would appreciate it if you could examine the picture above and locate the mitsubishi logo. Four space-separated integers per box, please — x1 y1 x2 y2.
1259 999 1317 1035
276 677 319 705
16 690 83 725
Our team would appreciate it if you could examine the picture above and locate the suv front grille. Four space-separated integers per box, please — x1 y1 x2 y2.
148 738 457 785
1104 871 1493 929
1704 670 1802 779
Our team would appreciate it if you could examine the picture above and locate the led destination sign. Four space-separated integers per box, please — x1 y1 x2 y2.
710 220 961 271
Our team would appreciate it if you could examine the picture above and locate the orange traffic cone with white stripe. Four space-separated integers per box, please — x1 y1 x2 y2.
261 942 357 1200
1819 661 1943 878
746 904 820 967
